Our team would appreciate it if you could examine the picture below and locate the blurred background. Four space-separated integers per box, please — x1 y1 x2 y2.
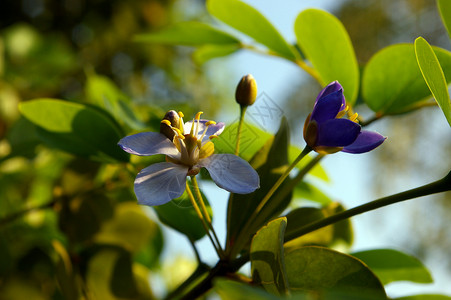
0 0 450 298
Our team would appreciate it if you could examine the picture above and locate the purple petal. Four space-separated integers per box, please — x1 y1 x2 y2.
134 162 188 206
342 130 386 154
315 81 343 103
199 154 260 194
311 89 346 124
317 119 361 147
118 132 179 156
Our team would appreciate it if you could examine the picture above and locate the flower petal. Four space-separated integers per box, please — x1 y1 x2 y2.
118 132 179 156
342 130 386 154
317 118 361 147
315 81 343 103
311 89 346 123
199 154 259 194
134 162 188 206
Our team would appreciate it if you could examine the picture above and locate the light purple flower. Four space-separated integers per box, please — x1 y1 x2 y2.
303 81 386 154
118 111 260 206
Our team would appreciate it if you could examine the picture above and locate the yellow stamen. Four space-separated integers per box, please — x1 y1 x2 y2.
190 118 196 135
178 111 184 118
161 119 171 126
350 112 359 122
195 112 203 120
172 128 185 139
209 135 218 140
205 121 216 126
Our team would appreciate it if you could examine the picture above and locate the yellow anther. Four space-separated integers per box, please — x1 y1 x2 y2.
173 127 185 139
205 120 216 126
178 111 184 118
350 112 359 122
195 111 203 120
161 119 171 126
336 110 346 119
209 135 218 140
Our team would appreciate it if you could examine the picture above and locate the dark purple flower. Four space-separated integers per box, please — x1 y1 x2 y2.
303 81 386 154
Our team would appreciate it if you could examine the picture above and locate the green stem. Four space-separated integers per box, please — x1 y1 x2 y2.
228 146 312 258
235 106 247 156
285 170 451 242
190 176 225 258
185 182 223 258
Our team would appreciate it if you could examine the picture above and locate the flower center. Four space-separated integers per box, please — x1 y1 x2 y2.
161 111 217 168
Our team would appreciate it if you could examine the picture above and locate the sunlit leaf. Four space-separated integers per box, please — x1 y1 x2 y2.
214 278 285 300
134 21 240 46
85 73 146 130
362 44 451 115
284 246 386 299
19 99 129 163
294 9 359 105
95 202 161 254
193 44 241 65
415 37 451 126
351 249 433 285
153 188 212 242
206 0 296 60
438 0 451 39
251 217 289 296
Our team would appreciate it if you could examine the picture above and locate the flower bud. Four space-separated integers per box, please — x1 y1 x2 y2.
235 74 257 107
160 110 180 140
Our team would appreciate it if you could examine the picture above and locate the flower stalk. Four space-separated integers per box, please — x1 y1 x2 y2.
234 106 247 156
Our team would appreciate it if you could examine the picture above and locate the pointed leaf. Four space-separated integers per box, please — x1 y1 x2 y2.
415 37 451 126
284 246 386 299
351 249 433 285
362 44 451 115
251 217 289 296
295 9 359 105
19 99 129 162
438 0 451 39
134 21 240 46
193 44 240 65
206 0 295 60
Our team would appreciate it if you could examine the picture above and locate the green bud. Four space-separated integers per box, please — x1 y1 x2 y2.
235 74 257 107
160 110 180 140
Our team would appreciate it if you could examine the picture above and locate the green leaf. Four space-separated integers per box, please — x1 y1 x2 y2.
206 0 296 60
438 0 451 39
153 189 212 242
294 9 359 105
284 246 386 299
351 249 433 285
394 295 451 300
284 203 353 249
85 73 146 130
251 217 289 296
214 279 285 300
95 202 161 254
193 44 241 65
415 37 451 126
212 121 272 162
293 181 332 205
362 44 451 115
134 21 240 46
19 99 129 162
110 249 139 298
226 118 293 256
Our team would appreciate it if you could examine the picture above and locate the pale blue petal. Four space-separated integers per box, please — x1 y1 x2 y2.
199 154 260 194
118 132 179 156
134 162 188 206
